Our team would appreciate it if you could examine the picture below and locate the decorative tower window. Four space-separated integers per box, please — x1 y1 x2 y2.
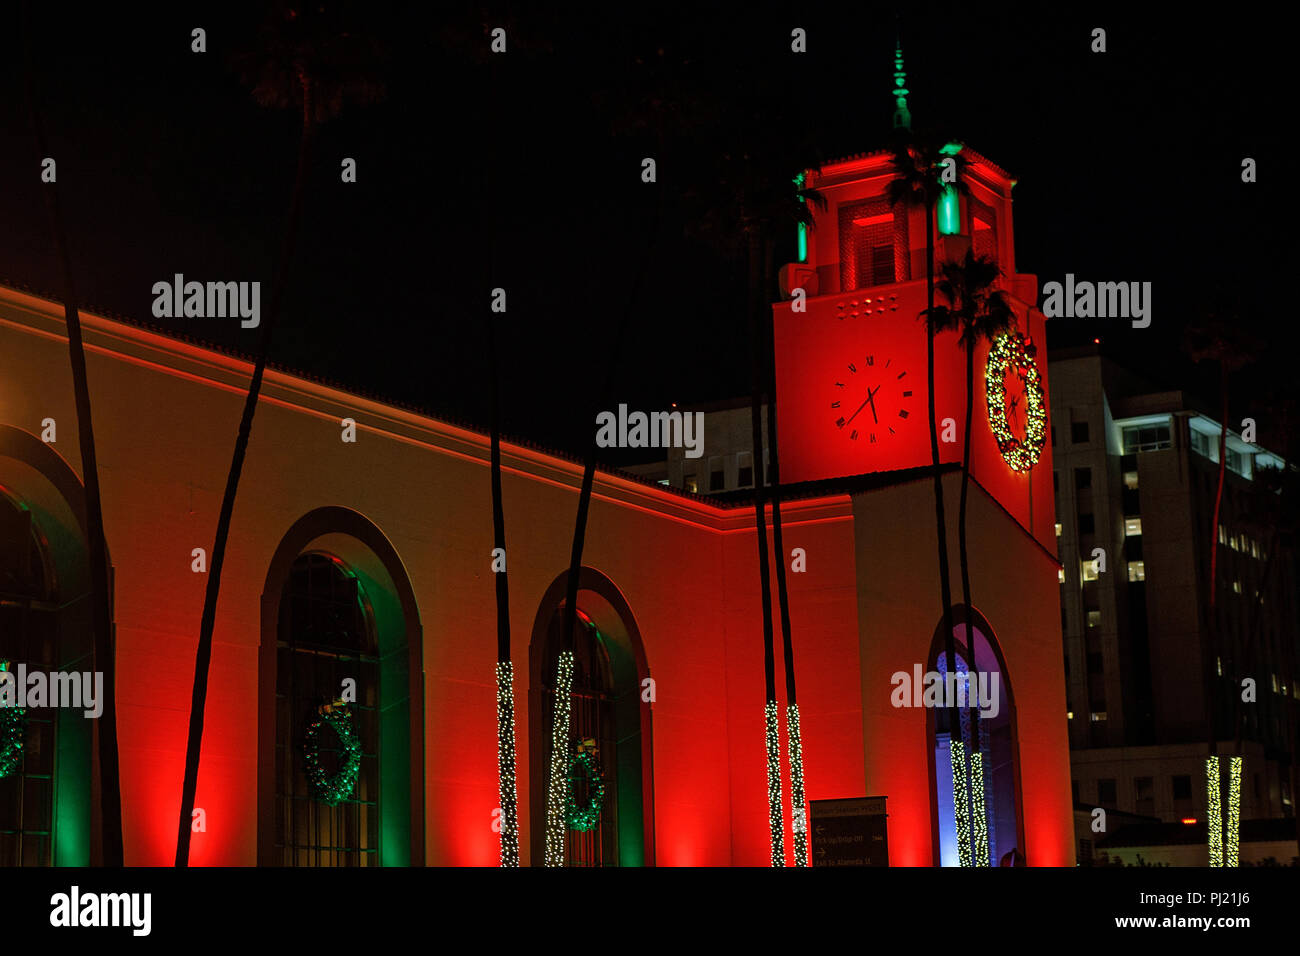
839 199 909 291
971 197 998 263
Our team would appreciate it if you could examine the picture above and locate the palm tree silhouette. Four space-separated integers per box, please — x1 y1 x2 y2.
21 14 125 866
924 249 1015 863
1184 310 1260 866
887 129 974 864
175 2 385 866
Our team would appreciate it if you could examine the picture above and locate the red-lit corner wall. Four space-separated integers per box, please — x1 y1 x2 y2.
719 495 866 866
851 472 1073 866
772 281 1055 557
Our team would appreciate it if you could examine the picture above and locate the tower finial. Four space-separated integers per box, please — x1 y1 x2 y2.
892 39 911 131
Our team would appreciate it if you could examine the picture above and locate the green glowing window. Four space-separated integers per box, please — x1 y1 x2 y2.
938 186 960 236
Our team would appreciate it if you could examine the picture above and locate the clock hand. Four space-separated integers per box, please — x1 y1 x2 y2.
866 385 880 425
843 385 881 428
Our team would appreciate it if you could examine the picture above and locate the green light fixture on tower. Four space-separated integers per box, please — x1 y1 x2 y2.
892 41 911 131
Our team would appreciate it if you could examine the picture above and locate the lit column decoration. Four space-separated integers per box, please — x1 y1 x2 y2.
544 650 576 867
1226 757 1242 867
765 701 785 866
1206 756 1223 866
970 750 989 866
786 703 809 866
495 660 520 866
951 738 972 866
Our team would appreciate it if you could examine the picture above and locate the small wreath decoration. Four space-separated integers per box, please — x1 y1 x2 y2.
985 331 1047 473
302 705 362 806
0 704 24 780
564 749 606 832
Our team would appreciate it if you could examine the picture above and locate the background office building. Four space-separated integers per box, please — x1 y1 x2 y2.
1050 346 1299 863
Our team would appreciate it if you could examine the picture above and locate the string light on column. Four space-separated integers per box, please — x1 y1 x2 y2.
1226 757 1242 867
765 702 786 867
495 660 520 867
786 703 809 867
544 650 575 867
1206 756 1223 867
970 750 989 867
951 738 972 867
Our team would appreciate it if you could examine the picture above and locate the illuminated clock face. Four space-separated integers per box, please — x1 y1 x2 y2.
831 353 913 445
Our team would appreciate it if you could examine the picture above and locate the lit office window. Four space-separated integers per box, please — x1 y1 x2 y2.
1055 522 1062 537
1123 470 1139 490
1081 560 1099 583
1124 517 1142 537
1058 568 1065 584
1090 712 1107 722
1127 561 1145 582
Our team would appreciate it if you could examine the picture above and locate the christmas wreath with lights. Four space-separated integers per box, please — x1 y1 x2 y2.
0 704 24 780
0 661 23 780
564 749 606 832
985 331 1047 473
302 704 362 806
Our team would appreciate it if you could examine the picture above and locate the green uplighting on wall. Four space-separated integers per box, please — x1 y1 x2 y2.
794 172 808 262
938 185 960 236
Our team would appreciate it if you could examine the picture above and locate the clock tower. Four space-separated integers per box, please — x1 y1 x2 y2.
773 65 1054 552
768 45 1073 865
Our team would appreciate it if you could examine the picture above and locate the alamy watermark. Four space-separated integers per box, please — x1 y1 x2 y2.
595 404 704 458
890 664 1000 719
151 274 260 328
1041 274 1151 329
0 664 104 718
50 886 151 936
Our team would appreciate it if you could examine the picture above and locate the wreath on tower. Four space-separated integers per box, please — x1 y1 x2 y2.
0 661 25 780
985 330 1047 473
564 738 606 832
302 699 362 806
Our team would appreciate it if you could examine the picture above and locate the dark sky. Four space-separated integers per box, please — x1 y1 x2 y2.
2 3 1295 461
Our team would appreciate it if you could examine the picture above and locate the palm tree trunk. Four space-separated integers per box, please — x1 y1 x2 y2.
483 63 519 868
744 227 784 867
488 296 519 866
762 236 806 865
1205 363 1229 866
24 57 125 865
925 198 967 865
958 336 986 865
175 82 314 867
543 204 661 866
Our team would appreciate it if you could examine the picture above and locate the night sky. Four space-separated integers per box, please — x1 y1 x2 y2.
2 3 1295 462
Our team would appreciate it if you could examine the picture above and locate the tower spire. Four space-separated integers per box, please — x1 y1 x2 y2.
892 38 911 130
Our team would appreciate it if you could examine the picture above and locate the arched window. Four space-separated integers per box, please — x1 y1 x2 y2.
274 553 380 866
929 612 1023 867
539 609 619 866
0 489 58 866
528 569 654 867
